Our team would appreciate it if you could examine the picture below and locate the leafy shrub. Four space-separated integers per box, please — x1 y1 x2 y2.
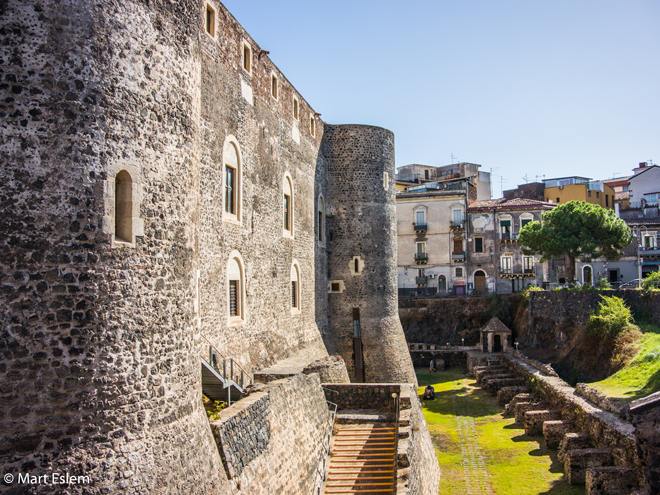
642 271 660 291
203 394 227 421
588 296 634 339
595 277 611 289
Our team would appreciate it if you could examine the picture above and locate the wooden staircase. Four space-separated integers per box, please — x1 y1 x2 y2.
322 422 397 494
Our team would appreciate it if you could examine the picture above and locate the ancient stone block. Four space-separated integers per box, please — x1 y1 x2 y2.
543 420 573 449
585 466 639 495
565 448 613 485
559 432 592 462
504 393 536 415
485 377 523 395
514 402 549 424
524 410 562 437
498 386 529 406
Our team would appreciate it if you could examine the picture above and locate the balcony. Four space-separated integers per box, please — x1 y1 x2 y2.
500 268 513 274
415 276 428 285
450 221 464 230
639 246 660 256
414 253 428 264
523 268 535 274
500 232 519 243
413 223 428 233
452 252 465 261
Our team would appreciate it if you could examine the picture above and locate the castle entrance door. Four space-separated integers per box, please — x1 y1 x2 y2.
493 334 502 353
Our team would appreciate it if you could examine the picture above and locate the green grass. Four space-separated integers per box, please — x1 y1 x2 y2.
589 331 660 400
418 368 584 495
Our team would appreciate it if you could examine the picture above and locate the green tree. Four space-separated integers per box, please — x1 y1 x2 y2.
519 201 632 282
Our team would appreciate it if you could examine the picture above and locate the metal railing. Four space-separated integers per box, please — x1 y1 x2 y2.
414 253 428 261
452 252 465 261
415 276 428 285
314 399 338 495
413 223 427 232
201 334 253 388
450 221 464 229
393 393 400 493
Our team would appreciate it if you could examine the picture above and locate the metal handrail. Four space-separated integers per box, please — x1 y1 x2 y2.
200 333 253 387
393 393 400 493
314 400 338 495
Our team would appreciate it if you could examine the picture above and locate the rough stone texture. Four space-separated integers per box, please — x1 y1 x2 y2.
515 402 550 425
323 383 401 412
576 383 629 418
324 125 416 385
559 433 593 462
474 367 508 384
0 0 229 492
504 393 537 415
0 0 428 492
303 356 350 383
399 295 522 347
216 374 333 495
524 410 563 437
485 377 524 395
521 290 660 348
565 448 613 485
502 354 638 468
409 349 467 369
630 395 660 495
586 466 639 495
211 393 270 479
403 385 442 495
498 386 530 406
543 420 574 449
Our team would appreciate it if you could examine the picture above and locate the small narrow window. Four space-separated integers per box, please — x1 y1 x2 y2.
606 195 609 207
354 259 359 273
284 194 290 230
556 198 560 203
310 116 315 137
293 97 299 120
229 280 238 316
205 4 215 37
318 210 323 241
456 267 463 277
243 44 251 73
225 165 236 214
115 170 132 243
291 281 297 308
596 191 600 198
271 74 278 99
588 190 592 198
331 282 340 292
474 237 483 253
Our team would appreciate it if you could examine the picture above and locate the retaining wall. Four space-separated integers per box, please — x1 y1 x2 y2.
323 383 401 412
409 350 468 369
501 354 638 468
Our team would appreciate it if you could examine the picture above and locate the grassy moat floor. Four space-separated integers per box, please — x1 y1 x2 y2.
417 368 585 495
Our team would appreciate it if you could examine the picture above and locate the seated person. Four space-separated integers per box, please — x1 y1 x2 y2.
422 384 435 400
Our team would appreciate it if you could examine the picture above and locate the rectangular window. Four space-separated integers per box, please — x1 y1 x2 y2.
291 281 297 308
416 211 425 225
588 190 591 198
556 197 560 203
284 194 291 230
596 191 600 198
606 195 609 207
455 267 463 277
474 237 483 253
331 282 340 292
225 165 236 214
452 209 462 224
205 5 215 37
501 257 512 272
500 219 511 239
318 210 323 241
243 44 251 72
271 74 278 99
229 280 239 316
523 256 534 271
310 117 315 137
453 239 463 254
417 242 426 254
293 98 299 120
521 218 532 229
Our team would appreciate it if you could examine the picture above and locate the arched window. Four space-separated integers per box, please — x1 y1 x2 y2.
520 213 534 231
291 260 301 313
283 173 294 237
438 275 447 293
115 170 132 243
318 195 325 244
583 265 593 286
223 137 242 224
227 252 245 325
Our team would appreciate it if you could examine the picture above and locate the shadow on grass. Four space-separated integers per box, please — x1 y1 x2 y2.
503 422 524 430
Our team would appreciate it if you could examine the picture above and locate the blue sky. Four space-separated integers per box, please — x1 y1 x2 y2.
221 0 660 197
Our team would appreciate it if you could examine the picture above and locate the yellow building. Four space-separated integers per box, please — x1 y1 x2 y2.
543 177 615 209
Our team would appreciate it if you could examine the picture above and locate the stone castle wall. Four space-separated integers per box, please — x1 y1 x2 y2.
323 125 416 384
0 0 228 492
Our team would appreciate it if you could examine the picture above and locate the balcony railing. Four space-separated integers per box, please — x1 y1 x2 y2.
414 253 428 262
415 276 428 285
500 232 519 241
639 246 660 256
413 223 428 232
523 268 535 274
500 268 513 274
452 252 465 261
450 221 464 230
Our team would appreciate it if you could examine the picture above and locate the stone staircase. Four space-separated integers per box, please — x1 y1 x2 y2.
322 422 397 494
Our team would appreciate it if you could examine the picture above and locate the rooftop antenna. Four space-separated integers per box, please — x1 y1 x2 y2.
451 152 459 164
535 175 543 182
499 176 508 199
489 167 499 199
522 174 532 184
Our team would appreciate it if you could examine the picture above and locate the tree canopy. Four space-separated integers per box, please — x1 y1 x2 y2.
519 201 633 282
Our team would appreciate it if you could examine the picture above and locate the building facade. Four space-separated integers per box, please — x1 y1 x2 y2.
466 199 560 294
543 176 615 210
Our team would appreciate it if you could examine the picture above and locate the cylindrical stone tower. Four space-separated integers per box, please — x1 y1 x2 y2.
322 125 416 385
0 1 227 492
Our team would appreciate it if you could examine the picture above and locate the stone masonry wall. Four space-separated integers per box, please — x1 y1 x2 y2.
0 1 228 493
214 374 333 495
522 290 660 348
406 386 442 495
323 384 401 412
324 125 416 385
198 1 328 375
